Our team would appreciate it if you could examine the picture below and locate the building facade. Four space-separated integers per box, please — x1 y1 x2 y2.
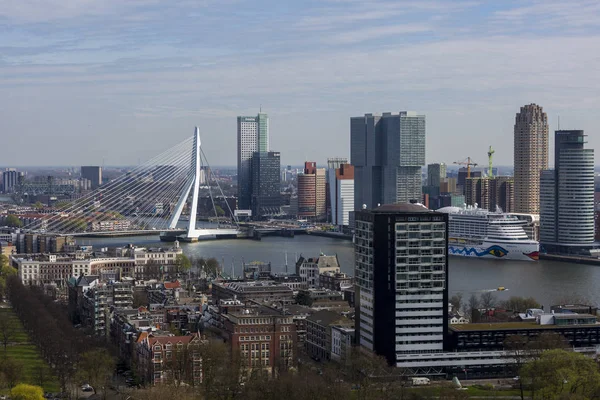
297 162 326 220
427 163 447 189
354 204 448 367
295 255 341 289
2 168 18 193
237 114 269 210
351 112 425 210
251 151 281 218
513 104 549 214
81 166 102 189
540 130 595 254
329 163 354 227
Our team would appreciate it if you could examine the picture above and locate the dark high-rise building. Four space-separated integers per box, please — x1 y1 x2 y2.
81 166 102 189
351 112 425 211
489 176 514 213
540 130 595 254
251 151 281 218
354 203 449 367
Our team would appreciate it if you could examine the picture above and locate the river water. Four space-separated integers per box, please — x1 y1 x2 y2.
77 234 598 308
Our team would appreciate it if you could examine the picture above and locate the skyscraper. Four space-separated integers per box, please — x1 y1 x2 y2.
2 168 18 193
251 151 281 218
326 157 348 221
427 163 447 188
355 203 448 366
351 112 425 210
81 166 102 189
297 162 326 220
237 113 269 210
540 130 595 254
514 104 549 214
330 164 354 227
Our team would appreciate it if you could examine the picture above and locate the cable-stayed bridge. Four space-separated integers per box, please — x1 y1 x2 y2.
23 128 244 241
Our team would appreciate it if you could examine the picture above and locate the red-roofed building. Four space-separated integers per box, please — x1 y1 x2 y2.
136 333 206 386
164 281 182 290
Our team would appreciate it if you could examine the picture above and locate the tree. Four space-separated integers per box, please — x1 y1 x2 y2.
467 293 480 322
132 290 148 308
5 215 23 228
205 258 220 277
54 201 71 210
76 349 115 395
0 255 17 301
480 292 497 309
295 291 313 307
501 296 541 312
175 254 192 273
33 202 43 210
504 335 530 400
522 349 600 399
0 314 17 352
10 384 44 400
1 357 24 388
450 293 463 314
215 205 225 216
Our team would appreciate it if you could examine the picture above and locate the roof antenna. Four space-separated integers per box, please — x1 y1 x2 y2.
260 104 262 113
558 115 560 130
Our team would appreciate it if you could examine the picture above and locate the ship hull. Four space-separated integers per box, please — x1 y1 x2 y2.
448 241 539 261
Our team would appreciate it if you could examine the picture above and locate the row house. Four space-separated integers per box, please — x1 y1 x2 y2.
295 255 341 289
136 332 205 386
133 244 183 279
305 310 353 362
219 303 297 375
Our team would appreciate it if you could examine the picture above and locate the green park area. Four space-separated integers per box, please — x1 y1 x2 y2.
0 306 59 394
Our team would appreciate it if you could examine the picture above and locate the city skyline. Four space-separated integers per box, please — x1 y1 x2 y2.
0 1 599 166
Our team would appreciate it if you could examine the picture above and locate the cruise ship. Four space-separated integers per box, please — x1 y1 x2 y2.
437 205 539 261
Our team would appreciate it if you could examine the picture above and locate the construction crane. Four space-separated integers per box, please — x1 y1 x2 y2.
487 146 495 178
453 157 478 179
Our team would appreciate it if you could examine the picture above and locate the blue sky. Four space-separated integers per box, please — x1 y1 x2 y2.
1 0 599 167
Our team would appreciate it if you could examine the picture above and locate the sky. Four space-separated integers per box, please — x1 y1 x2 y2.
0 0 599 168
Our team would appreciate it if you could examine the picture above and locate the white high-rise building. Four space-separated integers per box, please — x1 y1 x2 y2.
237 113 269 210
329 163 354 228
540 130 595 254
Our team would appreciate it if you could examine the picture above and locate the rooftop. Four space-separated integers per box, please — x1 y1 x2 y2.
371 203 431 213
450 320 599 332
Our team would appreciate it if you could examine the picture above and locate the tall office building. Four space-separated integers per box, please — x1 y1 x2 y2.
297 162 326 220
326 158 348 221
514 104 549 214
330 164 354 227
464 177 490 210
237 113 269 210
2 168 18 193
427 163 447 188
81 166 102 189
251 151 281 218
355 203 448 366
540 130 595 254
489 176 514 213
351 112 425 210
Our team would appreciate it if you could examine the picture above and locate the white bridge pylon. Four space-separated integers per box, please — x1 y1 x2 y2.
168 127 241 239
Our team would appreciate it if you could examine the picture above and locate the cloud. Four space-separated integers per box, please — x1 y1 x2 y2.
492 0 600 28
327 24 433 44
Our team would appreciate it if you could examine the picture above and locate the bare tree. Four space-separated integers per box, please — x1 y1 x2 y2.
467 293 480 322
480 292 497 309
450 293 464 314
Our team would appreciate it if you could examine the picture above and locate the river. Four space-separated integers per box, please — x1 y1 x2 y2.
77 234 597 308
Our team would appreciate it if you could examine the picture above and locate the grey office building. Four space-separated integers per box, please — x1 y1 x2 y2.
81 166 102 189
2 169 18 193
351 112 425 210
540 130 595 254
251 151 281 218
237 113 269 210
